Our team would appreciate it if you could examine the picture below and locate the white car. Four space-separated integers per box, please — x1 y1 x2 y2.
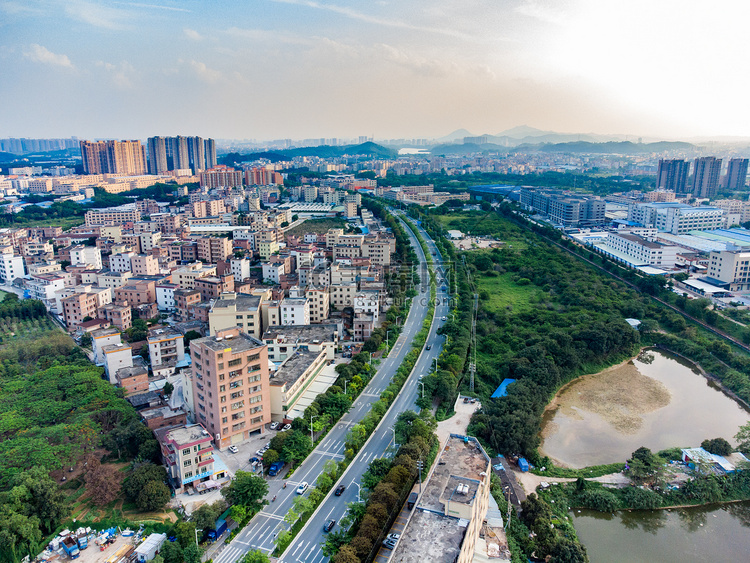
228 445 239 454
296 482 309 495
282 424 292 431
270 421 279 430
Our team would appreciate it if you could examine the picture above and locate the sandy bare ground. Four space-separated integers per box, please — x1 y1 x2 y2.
542 354 671 437
513 469 631 495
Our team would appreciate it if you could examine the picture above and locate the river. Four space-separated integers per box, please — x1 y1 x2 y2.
572 501 750 562
540 349 750 467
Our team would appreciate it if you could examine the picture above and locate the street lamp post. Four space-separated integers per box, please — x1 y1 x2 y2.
390 426 397 448
417 460 424 495
194 528 203 546
386 329 392 349
343 379 350 394
353 481 362 503
419 381 425 399
309 415 318 445
434 357 438 373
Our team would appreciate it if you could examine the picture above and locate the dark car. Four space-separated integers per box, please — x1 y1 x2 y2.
334 484 346 496
324 519 336 532
426 344 431 350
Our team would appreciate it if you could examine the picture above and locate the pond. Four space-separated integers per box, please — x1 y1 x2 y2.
572 501 750 562
540 349 750 467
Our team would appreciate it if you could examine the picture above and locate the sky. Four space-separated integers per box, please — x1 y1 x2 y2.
2 0 750 142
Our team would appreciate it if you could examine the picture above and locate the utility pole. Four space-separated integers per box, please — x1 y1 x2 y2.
309 415 317 445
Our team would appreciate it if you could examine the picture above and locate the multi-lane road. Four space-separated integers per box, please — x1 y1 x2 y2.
215 214 451 563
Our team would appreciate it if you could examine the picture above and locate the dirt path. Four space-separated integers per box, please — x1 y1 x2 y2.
513 469 631 495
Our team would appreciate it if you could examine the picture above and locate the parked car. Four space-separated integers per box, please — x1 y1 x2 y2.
249 457 261 466
323 520 336 533
228 445 239 454
270 421 279 430
382 538 397 550
296 482 309 495
386 533 401 542
334 484 346 496
282 424 292 431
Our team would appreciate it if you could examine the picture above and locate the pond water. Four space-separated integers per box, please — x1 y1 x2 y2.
572 501 750 563
540 349 750 467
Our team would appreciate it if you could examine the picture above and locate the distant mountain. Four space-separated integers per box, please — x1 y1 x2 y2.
496 125 554 139
429 143 510 155
220 142 396 165
434 129 474 144
530 140 694 154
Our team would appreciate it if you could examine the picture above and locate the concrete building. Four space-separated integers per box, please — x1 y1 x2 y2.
85 206 141 227
102 342 133 383
174 288 201 322
330 282 357 308
353 290 380 322
131 254 159 276
305 287 329 323
194 274 235 302
102 302 132 331
597 232 679 269
390 434 505 563
156 282 179 311
724 158 749 191
80 139 147 175
268 349 328 420
190 327 271 450
208 292 263 339
91 327 122 365
707 249 750 291
148 327 187 375
231 257 251 282
69 245 103 270
0 249 25 283
173 262 217 289
656 159 690 193
262 323 339 362
156 424 219 493
197 236 233 264
519 188 605 227
62 292 100 330
627 202 724 234
262 262 285 284
115 364 149 396
692 157 722 199
280 297 310 326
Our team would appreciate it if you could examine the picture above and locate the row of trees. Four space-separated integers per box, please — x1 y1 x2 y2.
330 411 438 563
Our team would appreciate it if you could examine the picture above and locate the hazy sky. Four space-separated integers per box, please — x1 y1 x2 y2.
2 0 749 141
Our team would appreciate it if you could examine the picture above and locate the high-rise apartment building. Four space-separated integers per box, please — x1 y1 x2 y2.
190 327 270 450
80 140 147 175
656 159 690 193
692 157 722 199
147 135 216 174
204 138 217 169
147 136 168 174
723 158 749 191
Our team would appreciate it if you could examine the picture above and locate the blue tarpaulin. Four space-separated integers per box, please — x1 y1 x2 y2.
491 379 517 398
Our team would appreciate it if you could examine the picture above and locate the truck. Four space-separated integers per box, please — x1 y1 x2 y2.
207 518 228 542
62 536 80 559
517 457 530 472
76 533 88 550
268 460 285 476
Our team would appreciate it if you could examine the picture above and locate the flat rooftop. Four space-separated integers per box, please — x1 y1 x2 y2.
141 405 186 421
213 293 262 312
195 331 265 353
390 509 466 563
270 350 323 386
262 323 338 343
165 424 211 445
421 436 490 513
148 327 183 342
91 326 120 338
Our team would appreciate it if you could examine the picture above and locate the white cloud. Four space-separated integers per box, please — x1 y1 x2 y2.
184 28 203 40
64 0 129 29
189 60 222 83
96 60 136 88
113 2 191 12
515 0 572 26
24 44 74 68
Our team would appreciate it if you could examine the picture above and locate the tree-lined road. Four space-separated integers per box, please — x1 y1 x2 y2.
215 214 450 563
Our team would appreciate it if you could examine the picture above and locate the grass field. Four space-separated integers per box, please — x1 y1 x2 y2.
432 212 530 251
476 272 543 312
0 317 58 343
286 217 346 236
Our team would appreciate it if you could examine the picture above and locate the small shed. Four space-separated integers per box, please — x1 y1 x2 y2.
134 533 166 562
491 379 517 399
517 457 530 472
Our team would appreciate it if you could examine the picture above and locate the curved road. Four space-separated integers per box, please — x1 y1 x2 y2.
215 214 451 563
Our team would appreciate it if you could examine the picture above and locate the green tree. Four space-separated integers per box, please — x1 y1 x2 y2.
240 550 272 563
171 521 196 548
123 463 168 502
161 540 183 563
192 501 225 533
9 466 69 534
549 539 588 563
222 471 269 511
701 437 733 456
736 422 750 454
136 480 171 511
322 530 350 558
163 381 174 397
281 430 312 467
183 543 202 563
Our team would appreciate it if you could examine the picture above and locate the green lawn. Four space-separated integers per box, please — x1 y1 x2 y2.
476 272 543 313
286 217 346 236
433 212 530 250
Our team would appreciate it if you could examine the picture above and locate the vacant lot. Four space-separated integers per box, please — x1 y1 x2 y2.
476 273 543 313
286 217 345 235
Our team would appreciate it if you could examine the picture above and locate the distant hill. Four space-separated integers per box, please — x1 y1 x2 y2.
532 140 694 154
220 141 396 165
434 129 474 143
429 143 510 155
0 152 18 161
496 125 554 139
